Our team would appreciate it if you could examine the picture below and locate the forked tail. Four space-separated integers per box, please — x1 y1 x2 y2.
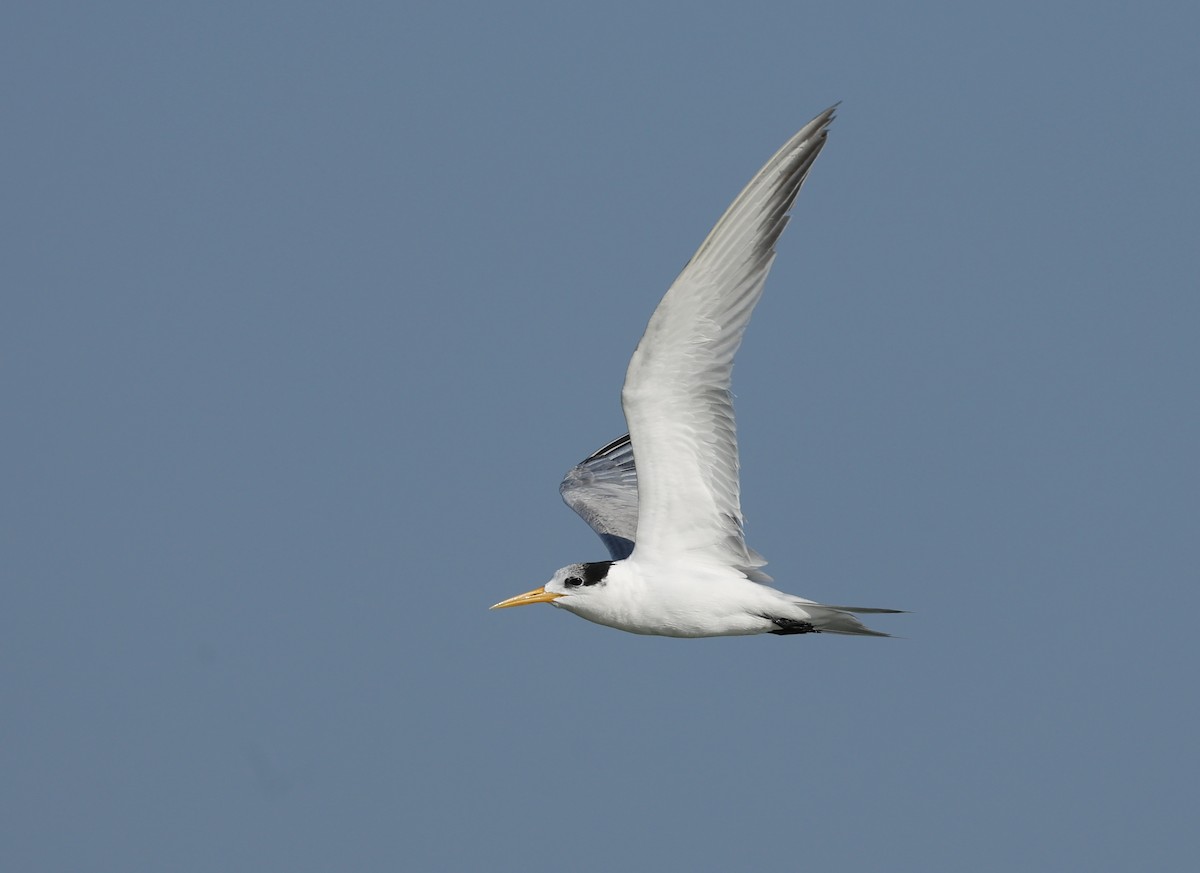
804 603 905 637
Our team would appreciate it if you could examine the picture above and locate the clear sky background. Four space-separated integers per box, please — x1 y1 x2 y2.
5 2 1198 871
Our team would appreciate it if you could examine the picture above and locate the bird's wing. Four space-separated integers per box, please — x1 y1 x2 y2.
621 106 835 569
559 433 638 560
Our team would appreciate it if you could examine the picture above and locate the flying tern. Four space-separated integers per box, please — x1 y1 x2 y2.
492 106 900 638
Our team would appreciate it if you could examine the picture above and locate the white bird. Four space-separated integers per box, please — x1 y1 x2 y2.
492 106 900 638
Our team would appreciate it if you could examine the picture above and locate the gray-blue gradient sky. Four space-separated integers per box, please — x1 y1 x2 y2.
5 2 1198 870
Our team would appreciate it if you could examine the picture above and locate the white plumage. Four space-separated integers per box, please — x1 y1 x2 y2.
492 106 900 638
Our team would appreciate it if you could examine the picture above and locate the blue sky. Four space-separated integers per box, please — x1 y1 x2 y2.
4 2 1198 870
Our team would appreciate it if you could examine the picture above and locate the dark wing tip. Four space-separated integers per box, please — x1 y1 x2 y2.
581 433 632 464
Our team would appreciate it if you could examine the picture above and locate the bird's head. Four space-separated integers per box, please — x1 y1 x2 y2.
490 561 614 612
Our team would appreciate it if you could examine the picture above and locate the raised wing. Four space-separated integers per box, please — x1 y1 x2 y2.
559 433 638 560
621 106 835 568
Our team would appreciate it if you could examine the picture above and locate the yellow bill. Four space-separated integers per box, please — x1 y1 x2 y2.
490 586 562 610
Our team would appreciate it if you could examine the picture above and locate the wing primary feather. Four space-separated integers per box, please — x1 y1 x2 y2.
559 434 638 560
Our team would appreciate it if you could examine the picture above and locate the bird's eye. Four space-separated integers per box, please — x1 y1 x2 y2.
564 576 583 588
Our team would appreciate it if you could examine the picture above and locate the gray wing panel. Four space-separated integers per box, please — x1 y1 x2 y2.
559 434 638 560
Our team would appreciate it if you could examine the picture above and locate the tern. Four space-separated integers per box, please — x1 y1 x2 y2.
492 106 901 637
